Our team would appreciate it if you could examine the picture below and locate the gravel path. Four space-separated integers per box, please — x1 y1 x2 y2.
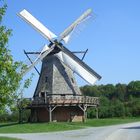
0 122 140 140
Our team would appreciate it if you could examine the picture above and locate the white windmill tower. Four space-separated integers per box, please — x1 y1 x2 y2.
18 9 101 122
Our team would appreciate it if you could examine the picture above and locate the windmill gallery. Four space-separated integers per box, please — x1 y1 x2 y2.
18 9 101 122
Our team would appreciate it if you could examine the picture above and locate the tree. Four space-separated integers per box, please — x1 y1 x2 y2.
0 1 30 113
102 84 116 99
115 83 127 101
98 96 110 118
127 81 140 97
80 85 100 97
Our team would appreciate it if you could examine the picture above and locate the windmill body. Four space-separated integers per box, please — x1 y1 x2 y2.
34 55 81 97
30 55 83 122
18 9 101 122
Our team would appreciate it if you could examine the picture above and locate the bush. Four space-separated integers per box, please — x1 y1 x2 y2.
87 107 96 118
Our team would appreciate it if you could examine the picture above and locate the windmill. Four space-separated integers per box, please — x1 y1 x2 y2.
18 9 101 122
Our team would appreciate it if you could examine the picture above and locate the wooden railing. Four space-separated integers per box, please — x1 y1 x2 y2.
31 95 99 105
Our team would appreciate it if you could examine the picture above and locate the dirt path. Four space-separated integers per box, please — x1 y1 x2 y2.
0 122 140 140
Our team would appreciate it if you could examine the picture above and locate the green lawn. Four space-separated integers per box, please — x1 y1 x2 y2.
0 122 83 133
79 117 140 127
0 118 140 133
0 137 21 140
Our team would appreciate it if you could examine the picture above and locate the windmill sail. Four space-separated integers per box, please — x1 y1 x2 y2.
59 9 92 43
18 8 101 84
18 9 57 41
22 44 55 75
55 45 101 85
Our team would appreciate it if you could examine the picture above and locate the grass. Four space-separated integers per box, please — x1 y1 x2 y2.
0 137 21 140
0 122 83 133
0 118 140 133
78 117 140 127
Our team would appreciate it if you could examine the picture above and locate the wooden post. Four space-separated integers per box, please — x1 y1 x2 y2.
79 105 87 122
96 106 99 119
49 106 52 122
83 110 86 122
83 105 87 122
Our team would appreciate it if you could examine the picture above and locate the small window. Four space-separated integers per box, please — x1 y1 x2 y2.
45 77 48 82
41 92 45 98
71 78 74 83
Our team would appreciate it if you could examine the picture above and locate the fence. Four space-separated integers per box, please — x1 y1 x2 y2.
31 95 99 105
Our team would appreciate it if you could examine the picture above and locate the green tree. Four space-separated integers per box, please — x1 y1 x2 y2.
115 83 127 101
80 85 100 97
127 81 140 97
0 1 30 114
102 84 116 99
99 96 110 118
109 99 125 117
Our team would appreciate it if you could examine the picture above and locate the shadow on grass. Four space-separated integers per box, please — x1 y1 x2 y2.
123 126 140 130
0 122 50 128
0 122 20 128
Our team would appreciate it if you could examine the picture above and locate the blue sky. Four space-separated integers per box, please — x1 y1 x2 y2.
2 0 140 97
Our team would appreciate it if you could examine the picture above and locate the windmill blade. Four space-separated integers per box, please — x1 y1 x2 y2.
18 9 57 42
22 44 55 75
59 8 92 43
55 46 101 85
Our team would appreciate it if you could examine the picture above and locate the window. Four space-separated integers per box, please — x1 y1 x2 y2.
71 78 74 83
45 76 48 82
40 92 45 98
